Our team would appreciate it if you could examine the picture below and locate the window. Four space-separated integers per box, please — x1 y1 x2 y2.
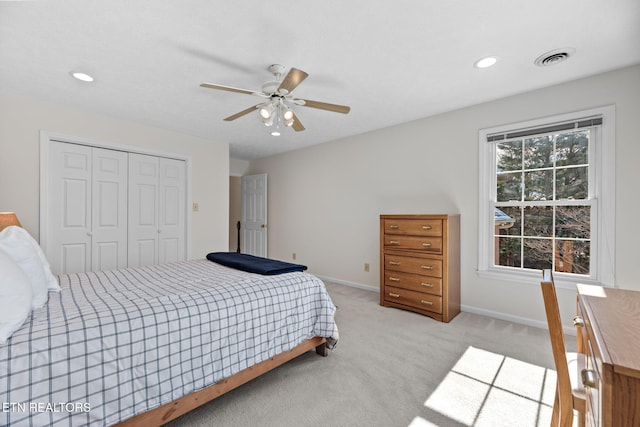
478 106 615 287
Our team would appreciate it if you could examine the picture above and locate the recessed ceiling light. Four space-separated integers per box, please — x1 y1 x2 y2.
474 56 498 69
70 72 94 82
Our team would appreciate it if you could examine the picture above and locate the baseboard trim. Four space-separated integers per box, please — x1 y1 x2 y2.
315 275 379 293
461 304 576 336
314 274 576 336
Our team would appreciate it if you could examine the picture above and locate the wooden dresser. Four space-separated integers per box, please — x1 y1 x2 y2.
576 284 640 427
379 214 460 322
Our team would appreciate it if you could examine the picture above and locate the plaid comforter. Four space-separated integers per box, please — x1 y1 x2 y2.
0 259 338 426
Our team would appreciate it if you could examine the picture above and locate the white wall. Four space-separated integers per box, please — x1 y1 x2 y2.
0 92 230 260
250 65 640 329
230 158 250 176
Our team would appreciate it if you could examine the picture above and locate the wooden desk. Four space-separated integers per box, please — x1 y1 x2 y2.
576 284 640 427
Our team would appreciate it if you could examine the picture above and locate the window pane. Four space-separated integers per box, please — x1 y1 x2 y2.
555 240 590 274
524 136 553 169
524 169 553 201
496 206 520 236
556 206 590 239
556 166 588 199
555 131 588 167
497 172 522 202
523 238 553 270
524 206 553 237
497 140 522 172
497 237 521 267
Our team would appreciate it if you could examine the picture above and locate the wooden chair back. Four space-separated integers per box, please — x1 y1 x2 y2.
541 269 575 426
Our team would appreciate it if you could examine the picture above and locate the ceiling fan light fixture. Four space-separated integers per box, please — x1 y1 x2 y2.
263 115 274 126
200 64 351 135
259 105 273 119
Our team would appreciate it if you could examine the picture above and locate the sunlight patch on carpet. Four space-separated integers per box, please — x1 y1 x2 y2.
422 346 555 426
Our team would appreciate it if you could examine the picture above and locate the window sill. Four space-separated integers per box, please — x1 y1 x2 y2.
476 268 604 291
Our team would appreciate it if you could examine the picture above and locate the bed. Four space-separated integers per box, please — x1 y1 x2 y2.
0 256 338 426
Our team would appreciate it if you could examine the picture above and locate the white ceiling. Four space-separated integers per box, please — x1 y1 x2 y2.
1 1 639 160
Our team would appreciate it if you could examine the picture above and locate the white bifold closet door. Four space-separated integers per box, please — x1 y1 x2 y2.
49 141 128 274
47 142 186 274
128 153 186 268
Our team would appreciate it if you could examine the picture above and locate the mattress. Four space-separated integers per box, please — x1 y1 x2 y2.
0 259 338 426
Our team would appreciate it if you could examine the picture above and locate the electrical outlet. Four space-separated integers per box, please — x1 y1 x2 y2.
292 252 297 260
364 263 370 272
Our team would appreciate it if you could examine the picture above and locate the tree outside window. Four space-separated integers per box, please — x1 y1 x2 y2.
494 130 591 275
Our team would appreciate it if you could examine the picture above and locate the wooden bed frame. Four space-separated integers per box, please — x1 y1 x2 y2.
114 337 328 426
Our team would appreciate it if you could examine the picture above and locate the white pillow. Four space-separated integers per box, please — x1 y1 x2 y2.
0 247 33 344
0 226 51 309
30 232 61 292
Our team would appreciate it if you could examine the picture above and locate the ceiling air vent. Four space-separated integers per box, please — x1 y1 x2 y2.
534 48 575 67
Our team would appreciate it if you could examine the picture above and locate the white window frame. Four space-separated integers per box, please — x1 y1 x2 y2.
477 106 615 289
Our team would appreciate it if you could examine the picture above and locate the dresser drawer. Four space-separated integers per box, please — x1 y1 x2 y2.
385 254 442 277
383 235 442 253
384 270 442 296
383 219 442 237
384 285 443 313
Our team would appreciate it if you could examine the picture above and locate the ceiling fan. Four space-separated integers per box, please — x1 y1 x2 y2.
200 64 350 135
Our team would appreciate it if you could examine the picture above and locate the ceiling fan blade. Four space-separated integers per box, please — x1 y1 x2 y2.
298 99 351 114
224 105 259 121
201 83 266 97
277 68 309 95
291 112 305 132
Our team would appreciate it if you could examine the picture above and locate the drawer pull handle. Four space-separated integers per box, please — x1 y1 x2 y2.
581 369 597 388
389 292 400 298
573 316 584 327
389 261 401 266
389 277 400 282
421 265 433 270
389 224 399 229
422 225 432 230
420 300 433 306
422 242 432 247
421 282 434 288
389 240 399 245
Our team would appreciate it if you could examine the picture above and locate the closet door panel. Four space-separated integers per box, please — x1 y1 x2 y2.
128 153 159 267
92 148 128 271
158 158 186 264
49 142 92 274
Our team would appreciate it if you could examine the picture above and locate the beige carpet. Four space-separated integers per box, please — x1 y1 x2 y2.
166 281 566 427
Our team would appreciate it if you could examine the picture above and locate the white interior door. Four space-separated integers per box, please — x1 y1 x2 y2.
41 134 192 273
158 157 186 263
91 148 128 271
49 141 92 274
241 173 267 257
48 143 128 274
128 153 159 267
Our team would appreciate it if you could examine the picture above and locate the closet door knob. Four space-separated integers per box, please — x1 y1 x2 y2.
87 232 93 236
